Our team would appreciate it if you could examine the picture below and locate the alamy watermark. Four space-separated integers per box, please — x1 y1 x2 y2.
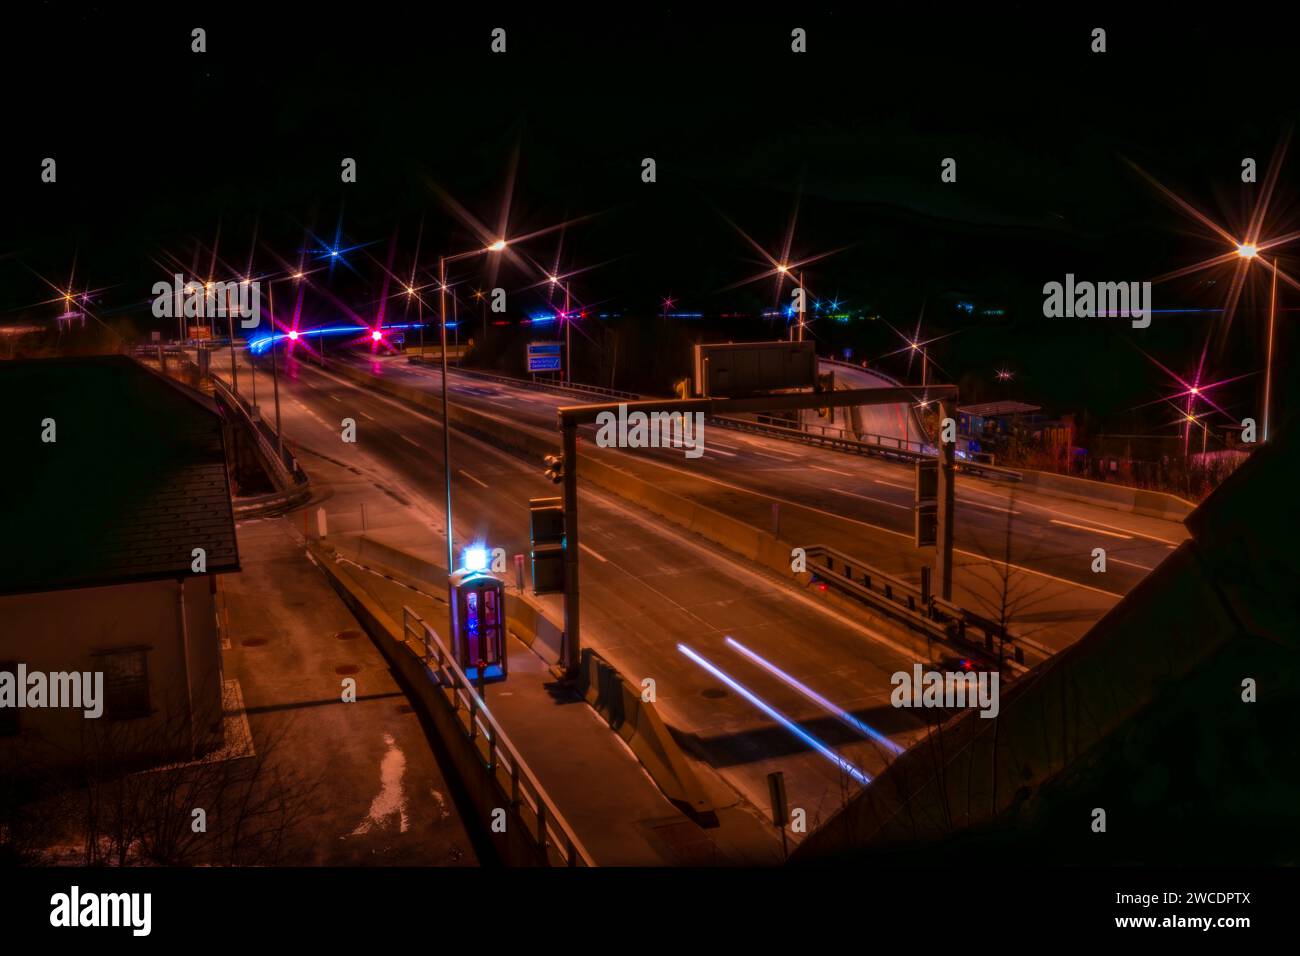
595 403 706 459
890 663 999 719
1043 274 1152 329
0 665 104 718
151 273 261 328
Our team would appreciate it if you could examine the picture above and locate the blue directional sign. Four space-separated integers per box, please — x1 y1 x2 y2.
527 341 563 373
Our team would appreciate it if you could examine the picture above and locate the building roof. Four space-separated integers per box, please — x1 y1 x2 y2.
0 355 239 596
958 400 1043 418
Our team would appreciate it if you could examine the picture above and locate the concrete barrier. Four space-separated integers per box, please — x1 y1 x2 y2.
1016 468 1194 521
575 648 716 822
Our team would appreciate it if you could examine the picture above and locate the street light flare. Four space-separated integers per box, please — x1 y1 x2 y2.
1236 242 1259 259
487 239 507 252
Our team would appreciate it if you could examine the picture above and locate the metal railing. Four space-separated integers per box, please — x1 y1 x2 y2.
209 371 308 489
210 371 308 487
710 413 1023 482
804 545 1030 675
402 606 595 867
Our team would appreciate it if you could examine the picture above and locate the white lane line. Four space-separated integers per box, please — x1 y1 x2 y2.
458 469 489 489
753 451 798 462
960 485 1187 545
959 498 1020 515
1050 519 1133 540
703 445 737 457
1109 557 1155 571
616 453 1125 599
360 411 376 421
401 435 423 448
873 478 912 491
811 464 855 477
832 488 911 510
579 542 609 563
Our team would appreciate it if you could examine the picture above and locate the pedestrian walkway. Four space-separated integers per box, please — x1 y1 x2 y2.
318 540 783 865
220 516 478 865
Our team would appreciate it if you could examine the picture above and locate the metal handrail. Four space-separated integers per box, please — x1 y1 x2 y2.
804 544 1030 675
210 372 308 487
709 414 1023 482
401 606 596 867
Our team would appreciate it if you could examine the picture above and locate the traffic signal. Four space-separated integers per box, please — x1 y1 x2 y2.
543 453 565 484
816 370 834 418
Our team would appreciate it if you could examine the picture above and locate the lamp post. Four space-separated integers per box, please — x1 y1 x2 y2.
564 282 572 383
1264 256 1278 442
267 279 283 455
438 240 508 584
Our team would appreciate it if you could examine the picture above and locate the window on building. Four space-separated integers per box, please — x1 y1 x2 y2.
96 648 151 721
0 661 18 736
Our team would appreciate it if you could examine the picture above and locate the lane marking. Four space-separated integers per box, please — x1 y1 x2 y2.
608 452 1126 599
579 542 609 563
401 435 423 449
1050 519 1133 540
873 478 912 491
959 498 1020 515
1109 557 1155 571
458 469 489 489
811 464 855 477
833 488 910 510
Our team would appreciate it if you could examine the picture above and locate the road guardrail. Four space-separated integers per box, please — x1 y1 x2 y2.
805 544 1031 676
401 606 595 866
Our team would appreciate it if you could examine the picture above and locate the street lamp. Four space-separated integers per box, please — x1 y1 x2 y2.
1264 257 1278 442
438 240 508 584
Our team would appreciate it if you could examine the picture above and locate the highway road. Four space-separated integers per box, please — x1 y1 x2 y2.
322 352 1188 647
220 346 1189 836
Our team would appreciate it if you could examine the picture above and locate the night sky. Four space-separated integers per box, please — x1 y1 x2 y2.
3 6 1298 435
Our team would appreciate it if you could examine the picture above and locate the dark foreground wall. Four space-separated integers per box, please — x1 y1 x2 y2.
792 416 1300 865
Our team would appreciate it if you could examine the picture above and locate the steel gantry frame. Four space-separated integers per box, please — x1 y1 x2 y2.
553 385 959 676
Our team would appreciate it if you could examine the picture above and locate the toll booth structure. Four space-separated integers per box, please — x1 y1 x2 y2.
449 567 508 684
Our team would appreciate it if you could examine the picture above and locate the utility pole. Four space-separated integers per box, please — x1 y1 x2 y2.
1264 257 1278 442
227 308 239 396
936 396 956 600
560 417 581 676
797 271 805 342
439 256 455 584
269 281 282 455
563 283 572 384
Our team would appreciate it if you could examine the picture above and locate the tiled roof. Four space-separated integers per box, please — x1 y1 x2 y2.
0 355 239 595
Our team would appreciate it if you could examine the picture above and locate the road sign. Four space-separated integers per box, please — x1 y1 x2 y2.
529 496 565 594
527 341 563 373
915 459 938 547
